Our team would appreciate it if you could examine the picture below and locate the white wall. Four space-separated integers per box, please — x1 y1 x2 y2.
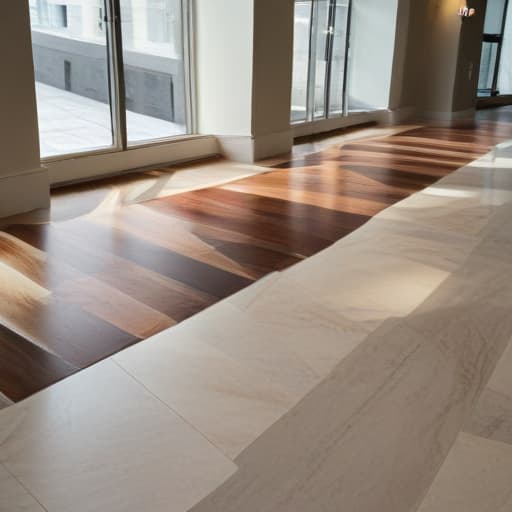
391 0 485 120
194 0 254 136
0 2 40 177
0 1 49 217
194 0 294 162
252 0 294 138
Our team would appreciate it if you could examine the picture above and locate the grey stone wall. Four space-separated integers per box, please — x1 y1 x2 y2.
31 30 186 123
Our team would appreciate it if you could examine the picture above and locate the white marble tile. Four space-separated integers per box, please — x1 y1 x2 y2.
189 224 512 512
0 359 237 512
417 432 512 512
0 465 45 512
376 190 497 236
321 216 479 275
465 387 512 445
114 330 296 459
487 334 512 397
465 335 512 445
226 271 281 311
268 249 450 323
237 289 380 377
371 157 512 237
0 393 12 411
171 301 321 397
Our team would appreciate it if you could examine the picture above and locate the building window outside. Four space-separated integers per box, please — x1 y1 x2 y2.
28 0 191 159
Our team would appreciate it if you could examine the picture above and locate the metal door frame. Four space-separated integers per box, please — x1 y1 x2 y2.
300 0 352 124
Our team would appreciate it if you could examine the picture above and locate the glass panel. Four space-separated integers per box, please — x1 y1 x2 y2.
478 42 499 92
312 0 330 119
484 0 507 34
498 1 512 94
291 1 312 123
327 0 349 116
120 0 188 144
29 0 114 158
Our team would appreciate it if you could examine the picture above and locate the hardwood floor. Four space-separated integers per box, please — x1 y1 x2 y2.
0 120 511 403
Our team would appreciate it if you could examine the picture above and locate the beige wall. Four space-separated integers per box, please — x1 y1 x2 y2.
194 0 294 162
0 2 40 176
392 0 485 119
194 0 254 136
251 0 294 138
0 2 49 218
453 0 486 112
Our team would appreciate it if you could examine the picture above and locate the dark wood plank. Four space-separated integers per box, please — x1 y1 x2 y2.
2 119 512 404
0 324 77 401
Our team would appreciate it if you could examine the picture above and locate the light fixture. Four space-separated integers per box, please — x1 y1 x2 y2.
458 6 476 19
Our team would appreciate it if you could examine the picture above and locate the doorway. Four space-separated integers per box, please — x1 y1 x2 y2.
291 0 351 123
478 0 510 96
28 0 193 160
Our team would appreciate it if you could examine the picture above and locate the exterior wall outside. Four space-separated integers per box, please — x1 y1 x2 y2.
31 31 186 124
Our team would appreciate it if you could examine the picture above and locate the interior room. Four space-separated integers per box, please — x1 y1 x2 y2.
2 1 512 511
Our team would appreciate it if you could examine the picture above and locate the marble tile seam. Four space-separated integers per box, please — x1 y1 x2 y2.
415 431 512 512
0 393 12 409
0 460 49 512
109 357 243 466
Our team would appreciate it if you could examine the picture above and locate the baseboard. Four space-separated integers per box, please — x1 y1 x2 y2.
386 106 417 124
217 129 293 163
0 167 50 218
292 110 389 138
477 95 512 109
216 135 255 163
422 108 476 122
253 130 294 161
46 136 220 185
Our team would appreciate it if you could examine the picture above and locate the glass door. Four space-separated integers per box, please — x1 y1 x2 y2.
119 0 189 144
291 1 312 122
29 0 115 158
478 0 510 96
28 0 192 160
291 0 351 123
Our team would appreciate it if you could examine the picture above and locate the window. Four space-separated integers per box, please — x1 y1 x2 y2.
477 0 510 97
291 0 351 122
28 0 192 159
291 0 397 123
120 0 188 143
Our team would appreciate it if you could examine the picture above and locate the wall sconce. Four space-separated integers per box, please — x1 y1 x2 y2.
458 6 476 19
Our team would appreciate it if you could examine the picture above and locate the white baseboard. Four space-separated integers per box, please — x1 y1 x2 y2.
422 108 476 122
216 135 255 163
0 167 50 218
46 136 220 185
217 129 293 163
292 110 389 138
253 130 294 161
386 106 417 124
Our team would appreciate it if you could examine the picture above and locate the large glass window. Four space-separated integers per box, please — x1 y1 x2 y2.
29 0 114 157
291 1 312 123
477 0 510 97
120 0 188 144
291 0 396 124
29 0 191 159
291 0 351 123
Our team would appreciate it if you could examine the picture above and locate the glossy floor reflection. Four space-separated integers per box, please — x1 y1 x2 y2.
4 123 502 402
2 117 512 511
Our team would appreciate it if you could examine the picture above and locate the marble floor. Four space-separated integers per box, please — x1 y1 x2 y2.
2 118 512 510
